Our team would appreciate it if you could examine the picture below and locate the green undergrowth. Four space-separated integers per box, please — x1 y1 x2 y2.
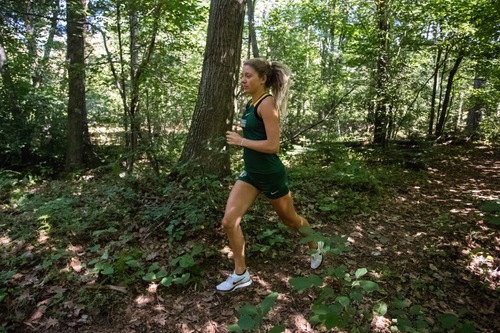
0 141 412 331
231 229 479 333
285 141 410 221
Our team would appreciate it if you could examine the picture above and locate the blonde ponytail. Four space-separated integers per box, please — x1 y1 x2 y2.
243 58 292 117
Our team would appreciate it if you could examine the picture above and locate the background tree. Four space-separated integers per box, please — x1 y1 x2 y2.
93 0 204 173
179 0 246 177
373 0 391 146
66 0 91 171
0 0 67 170
246 0 259 58
1 0 499 175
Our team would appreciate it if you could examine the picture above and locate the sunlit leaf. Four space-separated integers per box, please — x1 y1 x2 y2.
227 324 242 333
101 264 114 275
143 272 156 281
358 280 380 292
261 292 279 316
336 296 350 309
374 302 388 316
355 268 368 279
160 277 173 287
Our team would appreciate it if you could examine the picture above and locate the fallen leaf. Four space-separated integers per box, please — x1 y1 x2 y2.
28 305 47 322
152 314 167 326
44 317 58 329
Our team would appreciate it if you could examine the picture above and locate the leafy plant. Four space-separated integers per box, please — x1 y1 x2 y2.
480 199 500 226
480 114 500 143
247 225 292 256
291 229 387 330
86 238 145 286
143 243 204 288
228 292 285 333
290 266 383 330
153 169 227 241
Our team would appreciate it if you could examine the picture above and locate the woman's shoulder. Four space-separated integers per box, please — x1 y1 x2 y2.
257 95 277 117
258 95 275 108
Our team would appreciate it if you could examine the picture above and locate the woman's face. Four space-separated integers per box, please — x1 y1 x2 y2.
241 65 266 95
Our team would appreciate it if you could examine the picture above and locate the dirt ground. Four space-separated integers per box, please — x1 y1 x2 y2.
11 145 500 332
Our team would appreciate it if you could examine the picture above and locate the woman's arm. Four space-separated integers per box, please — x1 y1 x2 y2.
226 97 280 154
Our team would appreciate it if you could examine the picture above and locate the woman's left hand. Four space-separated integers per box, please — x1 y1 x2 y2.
226 131 243 146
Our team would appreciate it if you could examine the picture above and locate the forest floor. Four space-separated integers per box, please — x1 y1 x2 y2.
2 144 500 333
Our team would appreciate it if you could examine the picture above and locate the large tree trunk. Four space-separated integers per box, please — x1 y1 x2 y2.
435 51 463 136
65 0 90 171
179 0 246 178
373 0 390 147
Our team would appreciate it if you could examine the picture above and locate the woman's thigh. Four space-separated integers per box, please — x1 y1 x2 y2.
223 180 260 224
269 192 299 224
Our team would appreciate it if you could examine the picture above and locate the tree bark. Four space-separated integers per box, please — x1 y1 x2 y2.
179 0 246 178
65 0 90 171
435 51 464 136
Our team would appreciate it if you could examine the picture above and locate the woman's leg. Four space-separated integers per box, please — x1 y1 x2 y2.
270 192 317 249
222 180 260 274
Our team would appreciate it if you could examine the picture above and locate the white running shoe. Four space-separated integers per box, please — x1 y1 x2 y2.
310 241 324 269
216 270 252 292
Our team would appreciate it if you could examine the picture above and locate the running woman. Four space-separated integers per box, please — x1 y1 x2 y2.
216 58 324 292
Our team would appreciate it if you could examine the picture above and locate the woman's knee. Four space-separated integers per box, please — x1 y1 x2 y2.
221 215 239 229
279 214 302 229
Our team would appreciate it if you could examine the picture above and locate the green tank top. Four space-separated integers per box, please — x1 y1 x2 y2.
240 94 285 174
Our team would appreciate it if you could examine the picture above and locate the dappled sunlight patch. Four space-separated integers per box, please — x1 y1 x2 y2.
464 249 500 290
69 257 82 272
147 282 158 293
371 315 392 332
221 245 233 259
291 313 313 332
66 244 83 253
253 273 273 291
37 230 50 244
8 239 26 253
0 236 11 247
134 294 154 308
199 320 219 333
